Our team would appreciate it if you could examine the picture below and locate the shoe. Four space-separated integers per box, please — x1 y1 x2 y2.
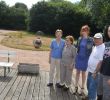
79 88 85 96
47 83 53 87
63 86 69 91
83 96 89 100
73 87 78 95
57 84 65 88
56 83 60 87
97 95 103 100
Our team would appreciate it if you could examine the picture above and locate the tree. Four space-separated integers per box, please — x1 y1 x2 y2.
0 1 27 30
28 1 91 38
14 2 28 12
80 0 110 30
49 0 64 2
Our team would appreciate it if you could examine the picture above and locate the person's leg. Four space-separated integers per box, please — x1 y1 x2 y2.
97 73 103 100
82 71 86 88
55 59 61 84
73 69 80 94
75 69 80 87
87 72 98 100
48 58 56 84
60 63 66 86
80 71 86 95
103 75 110 100
65 67 73 88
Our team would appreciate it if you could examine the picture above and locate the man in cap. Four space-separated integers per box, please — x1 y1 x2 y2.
87 33 105 100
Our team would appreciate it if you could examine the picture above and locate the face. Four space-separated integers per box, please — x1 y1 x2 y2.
81 28 88 36
108 26 110 38
66 38 72 45
94 38 103 46
55 32 62 39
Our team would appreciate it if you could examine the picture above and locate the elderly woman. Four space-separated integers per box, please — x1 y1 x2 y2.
74 25 94 95
57 36 76 91
47 29 65 87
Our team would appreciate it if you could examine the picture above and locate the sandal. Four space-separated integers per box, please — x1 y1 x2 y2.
79 88 85 96
73 87 78 95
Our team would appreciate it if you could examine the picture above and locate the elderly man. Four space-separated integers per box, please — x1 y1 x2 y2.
87 33 105 100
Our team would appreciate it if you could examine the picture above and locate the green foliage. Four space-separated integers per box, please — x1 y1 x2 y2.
1 0 110 37
0 1 28 30
15 2 28 12
81 0 110 30
28 1 91 38
49 0 64 2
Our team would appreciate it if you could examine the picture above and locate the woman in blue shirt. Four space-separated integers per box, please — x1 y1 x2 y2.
47 29 65 87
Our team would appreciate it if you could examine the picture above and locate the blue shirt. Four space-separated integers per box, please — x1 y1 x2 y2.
50 39 65 59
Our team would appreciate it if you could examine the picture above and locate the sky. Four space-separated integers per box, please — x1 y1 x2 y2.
0 0 81 8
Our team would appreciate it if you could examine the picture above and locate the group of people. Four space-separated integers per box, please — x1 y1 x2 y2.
47 25 110 100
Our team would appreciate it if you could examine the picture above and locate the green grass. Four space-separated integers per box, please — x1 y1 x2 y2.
0 31 52 51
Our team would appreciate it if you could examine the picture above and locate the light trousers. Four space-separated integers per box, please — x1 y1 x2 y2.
49 58 61 83
60 63 73 87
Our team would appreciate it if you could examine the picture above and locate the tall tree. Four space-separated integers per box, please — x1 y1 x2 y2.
80 0 110 29
14 2 28 12
28 1 91 38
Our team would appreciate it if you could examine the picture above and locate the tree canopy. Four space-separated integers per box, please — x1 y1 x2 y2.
0 0 110 38
0 1 28 30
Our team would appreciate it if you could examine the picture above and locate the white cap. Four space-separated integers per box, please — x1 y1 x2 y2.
94 33 103 39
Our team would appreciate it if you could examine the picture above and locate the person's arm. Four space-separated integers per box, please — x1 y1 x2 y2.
92 61 102 78
95 61 102 73
73 47 77 65
70 46 77 69
49 41 53 64
107 80 110 86
49 49 52 64
92 59 103 79
92 46 105 78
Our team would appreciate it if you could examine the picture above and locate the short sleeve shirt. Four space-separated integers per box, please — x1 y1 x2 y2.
50 39 65 59
87 43 105 73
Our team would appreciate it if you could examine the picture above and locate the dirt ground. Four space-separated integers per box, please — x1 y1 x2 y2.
0 30 50 71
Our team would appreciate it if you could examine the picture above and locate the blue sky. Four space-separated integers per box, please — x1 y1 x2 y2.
0 0 81 8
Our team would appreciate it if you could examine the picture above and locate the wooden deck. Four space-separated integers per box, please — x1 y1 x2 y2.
0 69 83 100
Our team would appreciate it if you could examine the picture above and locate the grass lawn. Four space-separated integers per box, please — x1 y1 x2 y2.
0 31 53 51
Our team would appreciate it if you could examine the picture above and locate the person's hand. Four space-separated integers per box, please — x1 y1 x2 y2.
107 79 110 86
92 73 97 79
49 58 51 64
69 64 74 70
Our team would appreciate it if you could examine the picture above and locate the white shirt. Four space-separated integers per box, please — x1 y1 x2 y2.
87 43 105 73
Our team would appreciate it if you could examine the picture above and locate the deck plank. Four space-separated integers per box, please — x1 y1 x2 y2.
38 71 46 100
25 76 36 100
18 75 31 100
32 74 40 100
0 69 83 100
4 75 22 100
0 70 17 100
11 75 27 100
0 70 15 95
44 71 51 100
